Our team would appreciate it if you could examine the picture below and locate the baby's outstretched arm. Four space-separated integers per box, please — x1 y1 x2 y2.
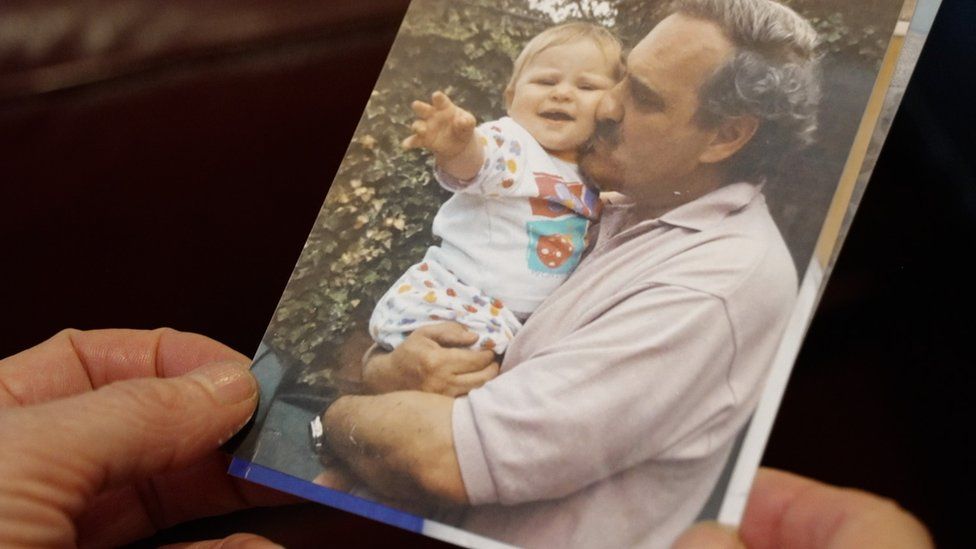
402 91 484 182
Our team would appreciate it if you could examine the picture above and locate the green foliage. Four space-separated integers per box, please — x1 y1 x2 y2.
267 0 904 376
781 0 903 65
269 0 551 371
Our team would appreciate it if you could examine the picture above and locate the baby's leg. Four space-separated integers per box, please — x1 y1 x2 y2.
369 259 522 354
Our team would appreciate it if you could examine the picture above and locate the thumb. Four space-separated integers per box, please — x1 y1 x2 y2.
0 361 257 522
419 322 479 348
671 522 745 549
163 533 283 548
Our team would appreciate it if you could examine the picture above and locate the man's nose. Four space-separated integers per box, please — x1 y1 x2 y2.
596 82 624 122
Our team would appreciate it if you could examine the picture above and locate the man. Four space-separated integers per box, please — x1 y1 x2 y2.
321 0 822 546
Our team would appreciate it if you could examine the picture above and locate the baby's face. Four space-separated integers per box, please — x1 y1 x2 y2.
507 40 618 162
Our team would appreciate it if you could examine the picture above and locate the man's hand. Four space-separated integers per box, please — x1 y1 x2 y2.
363 323 499 397
0 329 292 548
671 468 933 549
402 91 484 181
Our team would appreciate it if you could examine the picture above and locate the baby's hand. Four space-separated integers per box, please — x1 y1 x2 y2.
402 91 477 160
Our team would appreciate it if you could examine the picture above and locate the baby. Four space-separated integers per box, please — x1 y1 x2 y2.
369 22 624 354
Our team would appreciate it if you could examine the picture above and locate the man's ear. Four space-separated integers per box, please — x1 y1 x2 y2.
699 115 759 165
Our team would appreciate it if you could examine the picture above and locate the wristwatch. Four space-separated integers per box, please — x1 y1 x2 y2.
309 414 328 454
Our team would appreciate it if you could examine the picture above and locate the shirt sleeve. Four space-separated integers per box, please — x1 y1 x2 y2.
452 283 739 506
434 120 527 196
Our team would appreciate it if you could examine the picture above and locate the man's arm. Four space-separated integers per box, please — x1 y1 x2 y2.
323 391 468 505
320 324 496 505
324 286 738 507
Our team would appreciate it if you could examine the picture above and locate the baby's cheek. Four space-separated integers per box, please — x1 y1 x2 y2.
580 100 604 130
575 116 599 145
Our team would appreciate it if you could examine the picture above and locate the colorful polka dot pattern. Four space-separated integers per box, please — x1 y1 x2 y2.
370 258 523 354
435 123 525 197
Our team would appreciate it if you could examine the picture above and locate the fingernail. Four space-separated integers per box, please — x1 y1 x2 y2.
190 361 257 406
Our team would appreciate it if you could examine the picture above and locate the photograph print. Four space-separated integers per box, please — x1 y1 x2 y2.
228 0 926 547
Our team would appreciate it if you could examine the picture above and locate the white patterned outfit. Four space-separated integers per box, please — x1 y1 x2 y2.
369 117 601 353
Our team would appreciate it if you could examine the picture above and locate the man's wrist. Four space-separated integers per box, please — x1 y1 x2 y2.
362 346 401 394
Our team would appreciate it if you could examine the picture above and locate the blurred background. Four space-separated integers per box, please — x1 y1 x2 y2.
1 0 972 546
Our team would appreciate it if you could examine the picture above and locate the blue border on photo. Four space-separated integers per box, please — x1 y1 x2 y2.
228 457 425 534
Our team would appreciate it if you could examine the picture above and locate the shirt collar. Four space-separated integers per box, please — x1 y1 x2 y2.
595 182 763 246
656 182 763 232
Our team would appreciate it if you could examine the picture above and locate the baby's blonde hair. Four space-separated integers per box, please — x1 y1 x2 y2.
504 22 624 106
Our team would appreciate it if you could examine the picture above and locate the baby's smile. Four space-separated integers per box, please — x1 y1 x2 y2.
538 110 575 122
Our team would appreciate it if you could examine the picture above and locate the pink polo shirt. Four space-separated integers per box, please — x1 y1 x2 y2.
451 182 798 548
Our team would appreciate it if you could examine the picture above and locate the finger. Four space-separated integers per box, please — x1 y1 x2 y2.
451 362 500 395
439 348 497 375
431 91 452 110
76 454 298 547
162 533 283 549
452 110 476 136
411 100 434 118
0 362 258 544
740 468 933 549
401 134 423 150
0 328 247 407
411 120 428 138
671 522 745 549
415 322 479 347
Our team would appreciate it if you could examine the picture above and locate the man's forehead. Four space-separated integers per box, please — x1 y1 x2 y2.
626 14 734 78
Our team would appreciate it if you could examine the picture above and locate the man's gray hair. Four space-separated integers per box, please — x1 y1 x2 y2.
673 0 822 183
